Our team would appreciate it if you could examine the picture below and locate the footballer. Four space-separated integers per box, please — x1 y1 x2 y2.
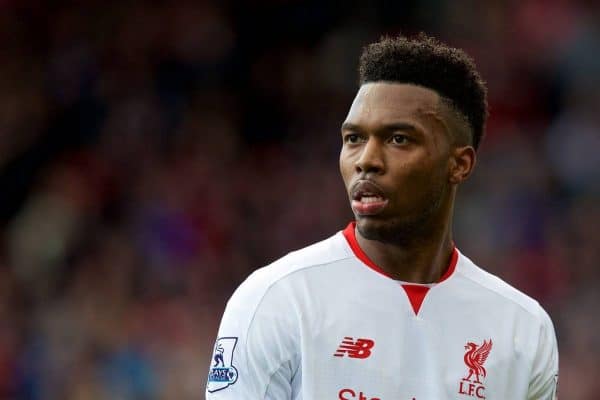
206 34 558 400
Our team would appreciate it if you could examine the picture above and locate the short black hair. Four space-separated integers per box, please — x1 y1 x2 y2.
359 34 488 150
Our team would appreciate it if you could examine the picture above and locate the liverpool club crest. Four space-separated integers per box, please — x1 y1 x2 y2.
458 339 492 398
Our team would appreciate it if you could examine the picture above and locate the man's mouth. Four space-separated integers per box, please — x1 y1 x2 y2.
357 194 385 204
351 181 389 216
352 196 389 215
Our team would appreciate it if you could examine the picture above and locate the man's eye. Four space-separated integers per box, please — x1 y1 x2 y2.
344 134 360 143
391 134 409 145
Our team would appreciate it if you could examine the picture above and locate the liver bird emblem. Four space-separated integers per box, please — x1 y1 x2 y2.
463 339 493 384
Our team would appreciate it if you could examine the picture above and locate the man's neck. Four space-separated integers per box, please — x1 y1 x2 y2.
355 221 454 283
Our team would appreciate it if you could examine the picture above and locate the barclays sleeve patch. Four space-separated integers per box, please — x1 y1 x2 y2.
207 337 239 393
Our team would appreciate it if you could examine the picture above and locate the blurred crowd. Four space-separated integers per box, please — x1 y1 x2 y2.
0 0 598 398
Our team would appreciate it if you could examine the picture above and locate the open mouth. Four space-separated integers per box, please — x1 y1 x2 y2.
356 194 385 203
351 181 389 216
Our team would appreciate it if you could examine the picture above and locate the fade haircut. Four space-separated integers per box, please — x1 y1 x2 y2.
359 34 488 150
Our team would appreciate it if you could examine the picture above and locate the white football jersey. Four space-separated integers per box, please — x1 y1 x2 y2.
206 223 558 400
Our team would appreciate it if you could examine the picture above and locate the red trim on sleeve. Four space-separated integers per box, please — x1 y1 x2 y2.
342 221 459 315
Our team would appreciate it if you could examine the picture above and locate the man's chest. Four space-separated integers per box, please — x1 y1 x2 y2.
295 287 534 400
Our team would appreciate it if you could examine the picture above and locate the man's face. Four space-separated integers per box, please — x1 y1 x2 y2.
339 82 455 242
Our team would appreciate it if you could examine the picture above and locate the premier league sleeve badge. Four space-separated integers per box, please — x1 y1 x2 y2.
207 337 239 393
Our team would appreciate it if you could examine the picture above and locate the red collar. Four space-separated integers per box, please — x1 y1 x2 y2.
342 222 458 315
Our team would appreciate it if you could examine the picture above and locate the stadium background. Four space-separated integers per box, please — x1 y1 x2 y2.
0 0 598 398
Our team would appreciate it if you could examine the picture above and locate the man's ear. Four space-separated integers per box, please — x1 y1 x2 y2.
449 146 476 184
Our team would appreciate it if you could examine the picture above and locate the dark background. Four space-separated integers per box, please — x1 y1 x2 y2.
0 0 598 398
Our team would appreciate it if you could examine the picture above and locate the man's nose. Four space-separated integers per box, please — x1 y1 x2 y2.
355 139 384 174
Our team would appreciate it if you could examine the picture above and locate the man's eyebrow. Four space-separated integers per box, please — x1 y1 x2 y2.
341 121 419 132
381 122 418 132
341 122 361 132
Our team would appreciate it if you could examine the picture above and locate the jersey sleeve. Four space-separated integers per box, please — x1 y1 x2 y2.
527 306 559 400
205 269 299 399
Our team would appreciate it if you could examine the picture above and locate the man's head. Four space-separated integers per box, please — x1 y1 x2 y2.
340 34 488 244
359 34 488 150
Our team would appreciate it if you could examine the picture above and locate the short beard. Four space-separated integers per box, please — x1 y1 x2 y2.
356 183 447 246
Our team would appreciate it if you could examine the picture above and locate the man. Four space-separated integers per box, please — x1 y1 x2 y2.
206 34 558 400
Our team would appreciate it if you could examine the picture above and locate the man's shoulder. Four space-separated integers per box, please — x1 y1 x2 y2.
457 251 551 323
255 229 351 284
227 231 351 308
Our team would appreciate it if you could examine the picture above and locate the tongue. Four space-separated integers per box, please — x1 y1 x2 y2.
352 199 388 215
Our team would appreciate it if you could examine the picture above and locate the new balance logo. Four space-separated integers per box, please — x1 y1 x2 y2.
333 337 375 359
